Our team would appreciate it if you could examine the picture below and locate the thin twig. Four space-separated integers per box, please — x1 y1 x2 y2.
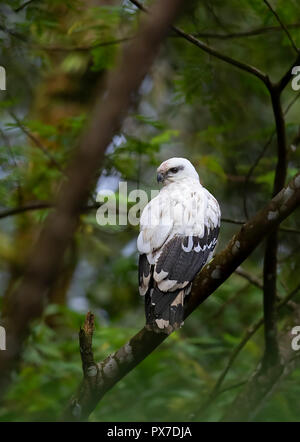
38 37 132 52
235 267 263 289
261 79 289 368
9 112 63 173
210 283 248 320
263 0 299 54
222 217 300 234
221 217 244 225
0 202 53 220
129 0 268 85
284 91 300 115
203 0 229 33
192 23 300 40
0 201 102 220
243 91 300 219
243 131 275 219
217 380 248 395
14 0 37 12
277 52 300 92
279 226 300 235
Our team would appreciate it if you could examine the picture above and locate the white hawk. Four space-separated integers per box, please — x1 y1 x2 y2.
137 158 221 334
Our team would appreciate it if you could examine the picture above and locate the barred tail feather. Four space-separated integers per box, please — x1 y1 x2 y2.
145 284 191 334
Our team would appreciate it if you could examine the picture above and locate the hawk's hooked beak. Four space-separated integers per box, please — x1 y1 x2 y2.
157 172 164 183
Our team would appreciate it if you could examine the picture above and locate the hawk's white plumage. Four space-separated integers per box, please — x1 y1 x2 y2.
137 158 221 334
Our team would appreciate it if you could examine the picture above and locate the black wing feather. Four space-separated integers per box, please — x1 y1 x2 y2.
139 225 220 333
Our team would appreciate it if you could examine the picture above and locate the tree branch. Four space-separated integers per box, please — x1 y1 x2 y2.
192 23 300 40
243 91 300 219
14 0 37 12
276 52 300 92
129 0 269 85
63 171 300 421
235 267 263 290
221 218 300 235
262 83 288 368
9 112 64 173
243 131 275 219
171 27 268 84
0 201 104 220
263 0 299 54
38 38 132 53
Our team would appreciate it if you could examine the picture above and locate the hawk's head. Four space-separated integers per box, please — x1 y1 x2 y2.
157 157 199 185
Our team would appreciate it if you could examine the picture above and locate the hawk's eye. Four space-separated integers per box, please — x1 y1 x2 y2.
170 167 179 174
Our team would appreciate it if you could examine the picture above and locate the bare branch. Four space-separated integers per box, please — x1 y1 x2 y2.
284 90 300 115
221 217 300 235
243 91 300 219
263 0 299 54
277 52 300 92
9 112 64 173
172 27 268 84
221 217 245 225
0 202 53 220
39 38 132 53
235 267 263 290
209 284 247 320
0 201 105 220
279 226 300 235
262 82 289 368
243 131 275 219
14 0 37 12
192 23 300 40
129 0 268 85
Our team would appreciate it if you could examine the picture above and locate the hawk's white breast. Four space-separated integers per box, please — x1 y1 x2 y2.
137 177 220 264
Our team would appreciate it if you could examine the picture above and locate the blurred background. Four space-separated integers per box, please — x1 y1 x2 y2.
0 0 300 422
